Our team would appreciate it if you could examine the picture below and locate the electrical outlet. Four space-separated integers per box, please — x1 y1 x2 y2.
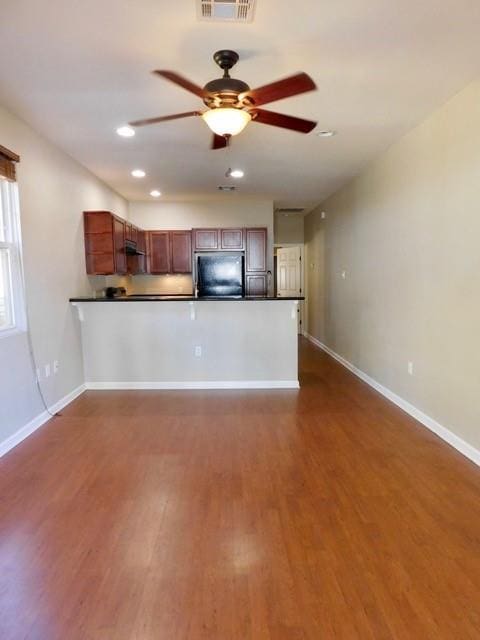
321 211 326 219
195 346 202 357
408 361 414 376
44 363 51 378
53 360 59 374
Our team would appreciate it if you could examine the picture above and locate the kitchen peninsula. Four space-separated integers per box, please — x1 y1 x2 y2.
73 210 303 389
70 297 302 389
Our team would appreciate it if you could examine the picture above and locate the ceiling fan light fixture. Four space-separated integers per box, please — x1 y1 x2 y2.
202 108 251 137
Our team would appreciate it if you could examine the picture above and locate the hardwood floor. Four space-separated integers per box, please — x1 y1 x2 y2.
1 338 480 639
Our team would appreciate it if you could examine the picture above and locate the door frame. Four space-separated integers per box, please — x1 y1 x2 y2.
274 243 304 333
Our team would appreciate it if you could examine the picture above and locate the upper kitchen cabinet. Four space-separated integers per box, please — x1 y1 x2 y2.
148 231 171 274
220 228 244 250
245 227 268 296
194 227 245 251
84 211 127 275
170 231 192 274
113 217 127 274
148 230 192 274
246 228 267 272
193 228 219 251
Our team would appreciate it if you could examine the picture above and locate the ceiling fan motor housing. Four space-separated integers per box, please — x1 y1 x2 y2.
203 50 252 108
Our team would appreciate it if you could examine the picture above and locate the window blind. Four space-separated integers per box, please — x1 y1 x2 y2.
0 144 20 181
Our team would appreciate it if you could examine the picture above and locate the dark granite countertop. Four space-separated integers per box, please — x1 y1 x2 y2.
70 295 305 302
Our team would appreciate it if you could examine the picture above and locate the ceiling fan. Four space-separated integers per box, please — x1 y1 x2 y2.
129 50 317 150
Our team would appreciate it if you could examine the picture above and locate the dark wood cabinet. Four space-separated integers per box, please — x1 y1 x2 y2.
84 214 266 288
246 274 267 297
147 230 192 274
193 229 219 251
245 228 268 296
220 228 244 250
148 231 171 274
84 211 116 275
170 231 192 274
194 228 246 251
246 228 267 272
113 217 127 274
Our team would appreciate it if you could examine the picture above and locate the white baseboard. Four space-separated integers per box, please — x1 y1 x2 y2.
86 380 300 390
0 384 86 459
303 332 480 468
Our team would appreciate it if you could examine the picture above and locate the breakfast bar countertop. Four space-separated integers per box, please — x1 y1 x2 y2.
69 295 305 302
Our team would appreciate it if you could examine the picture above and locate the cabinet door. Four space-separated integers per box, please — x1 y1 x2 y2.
86 252 115 275
149 231 171 274
113 217 127 274
246 274 267 297
193 228 219 250
171 231 192 273
246 228 267 272
220 228 244 250
136 230 147 255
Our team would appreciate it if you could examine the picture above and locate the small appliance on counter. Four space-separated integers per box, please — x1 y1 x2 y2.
105 286 126 298
196 254 244 297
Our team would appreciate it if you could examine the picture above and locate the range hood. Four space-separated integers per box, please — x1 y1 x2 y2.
125 239 145 256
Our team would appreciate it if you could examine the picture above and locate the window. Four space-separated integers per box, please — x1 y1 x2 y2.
0 178 25 336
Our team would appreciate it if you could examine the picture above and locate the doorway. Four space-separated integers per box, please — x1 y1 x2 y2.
274 244 304 334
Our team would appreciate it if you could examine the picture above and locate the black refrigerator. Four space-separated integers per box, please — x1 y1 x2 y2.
196 254 244 297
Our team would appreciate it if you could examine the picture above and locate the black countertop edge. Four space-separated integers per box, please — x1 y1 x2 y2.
69 296 305 302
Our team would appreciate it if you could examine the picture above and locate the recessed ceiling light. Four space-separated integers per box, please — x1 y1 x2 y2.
317 130 336 138
116 126 135 137
131 169 146 178
150 190 161 197
226 168 244 179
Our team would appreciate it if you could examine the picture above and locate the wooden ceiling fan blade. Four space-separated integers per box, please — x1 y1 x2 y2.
211 134 229 150
153 70 205 98
252 109 317 133
129 111 202 127
244 73 316 107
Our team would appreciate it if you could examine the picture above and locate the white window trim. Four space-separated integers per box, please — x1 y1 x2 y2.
0 179 26 338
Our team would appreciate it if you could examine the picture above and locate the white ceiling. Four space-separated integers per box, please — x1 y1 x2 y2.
1 0 480 210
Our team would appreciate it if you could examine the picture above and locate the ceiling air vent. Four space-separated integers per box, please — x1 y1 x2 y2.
275 208 305 214
198 0 256 23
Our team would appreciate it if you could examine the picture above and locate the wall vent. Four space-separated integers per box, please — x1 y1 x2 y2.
197 0 256 23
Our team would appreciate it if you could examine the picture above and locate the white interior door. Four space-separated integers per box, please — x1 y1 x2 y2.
277 246 302 332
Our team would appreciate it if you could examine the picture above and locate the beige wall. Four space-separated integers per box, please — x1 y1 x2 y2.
0 104 127 444
274 212 304 245
305 80 480 451
304 210 326 342
128 200 274 294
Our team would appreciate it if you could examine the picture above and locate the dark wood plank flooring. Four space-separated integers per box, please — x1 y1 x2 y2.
1 338 479 639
